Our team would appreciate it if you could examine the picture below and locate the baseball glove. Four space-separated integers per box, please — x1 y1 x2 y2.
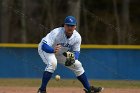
63 51 75 66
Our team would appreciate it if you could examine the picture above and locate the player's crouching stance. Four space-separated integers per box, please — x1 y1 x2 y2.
37 16 104 93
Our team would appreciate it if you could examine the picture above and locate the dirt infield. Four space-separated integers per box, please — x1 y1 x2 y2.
0 87 140 93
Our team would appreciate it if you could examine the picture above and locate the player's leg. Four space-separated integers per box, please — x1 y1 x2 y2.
37 71 52 93
56 55 91 90
67 60 103 93
68 60 90 90
38 50 57 93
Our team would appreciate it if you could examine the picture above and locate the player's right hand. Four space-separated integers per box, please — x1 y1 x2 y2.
54 44 61 53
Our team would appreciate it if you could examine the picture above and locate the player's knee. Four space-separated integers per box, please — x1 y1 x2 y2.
74 60 82 68
45 62 57 73
45 60 57 73
51 61 57 71
73 60 84 76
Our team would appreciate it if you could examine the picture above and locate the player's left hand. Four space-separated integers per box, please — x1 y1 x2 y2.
63 51 75 66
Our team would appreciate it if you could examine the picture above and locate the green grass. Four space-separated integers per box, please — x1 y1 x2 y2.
0 79 140 88
0 78 41 87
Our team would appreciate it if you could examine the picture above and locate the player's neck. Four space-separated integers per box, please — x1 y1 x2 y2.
65 32 73 39
66 35 71 38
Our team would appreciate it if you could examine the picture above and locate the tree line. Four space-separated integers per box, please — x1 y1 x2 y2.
0 0 139 44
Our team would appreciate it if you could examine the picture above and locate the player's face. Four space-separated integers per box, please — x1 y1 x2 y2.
64 24 76 38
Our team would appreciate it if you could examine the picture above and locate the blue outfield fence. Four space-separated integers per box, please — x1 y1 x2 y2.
0 44 140 80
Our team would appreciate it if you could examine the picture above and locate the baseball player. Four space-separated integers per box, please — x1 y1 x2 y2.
37 16 104 93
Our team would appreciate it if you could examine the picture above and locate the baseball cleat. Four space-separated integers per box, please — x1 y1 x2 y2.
84 86 104 93
37 89 47 93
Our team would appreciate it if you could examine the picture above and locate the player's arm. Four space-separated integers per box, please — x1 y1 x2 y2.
73 51 80 60
72 36 81 60
42 42 54 53
63 37 81 66
41 29 61 53
42 42 61 53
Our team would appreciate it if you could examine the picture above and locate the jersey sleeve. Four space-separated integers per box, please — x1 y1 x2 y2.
72 36 81 52
42 29 58 46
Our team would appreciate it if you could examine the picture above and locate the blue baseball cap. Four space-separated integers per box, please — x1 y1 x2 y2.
64 16 77 25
